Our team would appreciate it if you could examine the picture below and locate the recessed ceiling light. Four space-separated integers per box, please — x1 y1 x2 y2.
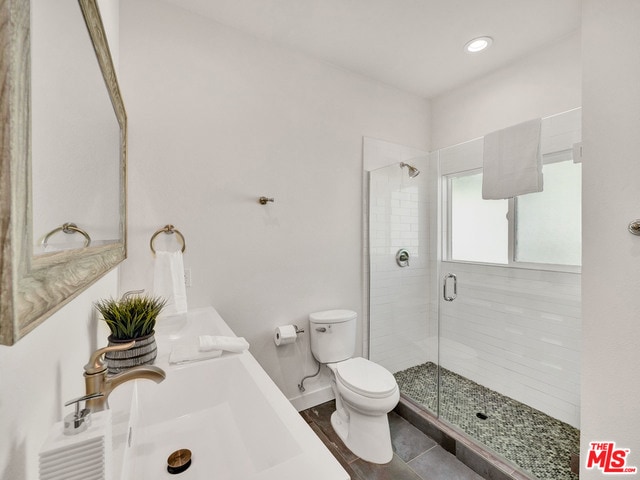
464 36 493 53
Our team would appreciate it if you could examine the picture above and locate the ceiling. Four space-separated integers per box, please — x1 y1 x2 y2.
161 0 581 99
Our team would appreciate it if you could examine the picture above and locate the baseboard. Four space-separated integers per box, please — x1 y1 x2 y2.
289 385 334 412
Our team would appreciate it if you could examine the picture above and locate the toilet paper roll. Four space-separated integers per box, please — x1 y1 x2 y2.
274 325 297 346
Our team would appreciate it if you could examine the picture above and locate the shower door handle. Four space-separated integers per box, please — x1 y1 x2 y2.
443 273 457 302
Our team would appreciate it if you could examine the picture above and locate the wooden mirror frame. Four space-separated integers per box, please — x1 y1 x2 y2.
0 0 127 345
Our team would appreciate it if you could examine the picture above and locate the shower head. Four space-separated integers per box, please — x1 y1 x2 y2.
400 162 420 178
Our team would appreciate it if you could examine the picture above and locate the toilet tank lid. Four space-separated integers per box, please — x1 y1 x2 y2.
309 309 357 324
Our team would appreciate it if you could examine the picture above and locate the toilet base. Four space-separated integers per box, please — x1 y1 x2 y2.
330 408 394 464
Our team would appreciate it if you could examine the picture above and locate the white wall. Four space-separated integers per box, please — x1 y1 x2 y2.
0 270 118 480
431 31 581 150
581 1 640 477
118 0 430 408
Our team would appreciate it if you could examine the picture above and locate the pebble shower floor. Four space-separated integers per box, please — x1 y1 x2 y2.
394 362 579 480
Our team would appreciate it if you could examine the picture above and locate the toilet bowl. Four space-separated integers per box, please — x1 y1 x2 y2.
327 358 399 463
309 310 399 464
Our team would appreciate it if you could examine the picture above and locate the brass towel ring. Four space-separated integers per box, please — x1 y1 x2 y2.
150 224 186 255
42 222 91 248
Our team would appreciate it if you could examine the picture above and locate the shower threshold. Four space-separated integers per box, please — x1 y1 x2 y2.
393 362 579 480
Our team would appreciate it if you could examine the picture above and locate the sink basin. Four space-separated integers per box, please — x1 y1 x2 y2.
114 307 348 480
124 356 302 478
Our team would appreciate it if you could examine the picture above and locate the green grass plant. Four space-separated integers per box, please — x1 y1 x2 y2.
95 295 167 340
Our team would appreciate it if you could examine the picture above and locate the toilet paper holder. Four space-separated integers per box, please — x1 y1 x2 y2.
274 324 305 347
278 325 304 334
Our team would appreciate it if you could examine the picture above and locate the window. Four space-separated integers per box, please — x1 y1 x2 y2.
449 172 508 264
445 159 581 269
515 161 582 266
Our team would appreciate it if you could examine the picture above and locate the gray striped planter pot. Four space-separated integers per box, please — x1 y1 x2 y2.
105 332 158 374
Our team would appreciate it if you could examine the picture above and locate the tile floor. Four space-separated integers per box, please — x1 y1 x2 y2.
301 400 484 480
395 362 579 480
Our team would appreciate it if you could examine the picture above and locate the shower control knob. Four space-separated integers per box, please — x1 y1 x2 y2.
628 219 640 236
396 249 410 267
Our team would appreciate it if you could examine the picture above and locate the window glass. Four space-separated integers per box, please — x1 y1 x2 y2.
450 172 509 264
515 161 582 266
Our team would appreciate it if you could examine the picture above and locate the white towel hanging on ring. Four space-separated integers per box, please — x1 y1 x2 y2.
153 250 188 316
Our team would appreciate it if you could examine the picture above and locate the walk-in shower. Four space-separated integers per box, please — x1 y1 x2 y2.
367 109 582 480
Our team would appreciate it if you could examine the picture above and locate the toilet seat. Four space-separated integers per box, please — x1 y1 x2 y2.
335 357 397 399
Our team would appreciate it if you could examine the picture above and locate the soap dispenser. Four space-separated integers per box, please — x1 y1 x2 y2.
63 392 104 435
39 392 113 480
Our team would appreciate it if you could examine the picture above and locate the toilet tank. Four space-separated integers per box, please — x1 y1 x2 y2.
309 310 357 363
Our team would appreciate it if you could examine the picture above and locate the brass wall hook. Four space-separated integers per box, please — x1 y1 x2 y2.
259 196 275 205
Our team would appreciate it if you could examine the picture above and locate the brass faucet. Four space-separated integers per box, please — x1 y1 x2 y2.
84 341 166 412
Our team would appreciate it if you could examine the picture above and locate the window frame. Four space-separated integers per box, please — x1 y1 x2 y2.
442 152 581 274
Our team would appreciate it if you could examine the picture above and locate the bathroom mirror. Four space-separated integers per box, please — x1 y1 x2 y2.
31 0 121 254
0 0 127 345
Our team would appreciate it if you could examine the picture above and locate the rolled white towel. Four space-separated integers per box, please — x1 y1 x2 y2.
199 335 249 353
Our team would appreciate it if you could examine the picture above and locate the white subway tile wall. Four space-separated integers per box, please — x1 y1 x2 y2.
369 163 432 374
438 262 581 428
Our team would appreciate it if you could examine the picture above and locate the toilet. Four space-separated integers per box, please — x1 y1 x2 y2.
309 309 399 464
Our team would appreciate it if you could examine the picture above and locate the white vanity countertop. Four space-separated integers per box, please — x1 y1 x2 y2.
110 306 349 480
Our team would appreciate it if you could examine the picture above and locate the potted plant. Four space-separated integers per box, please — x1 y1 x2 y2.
94 294 167 374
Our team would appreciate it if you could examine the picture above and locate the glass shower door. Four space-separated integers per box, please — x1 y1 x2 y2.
368 160 436 414
434 112 582 479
